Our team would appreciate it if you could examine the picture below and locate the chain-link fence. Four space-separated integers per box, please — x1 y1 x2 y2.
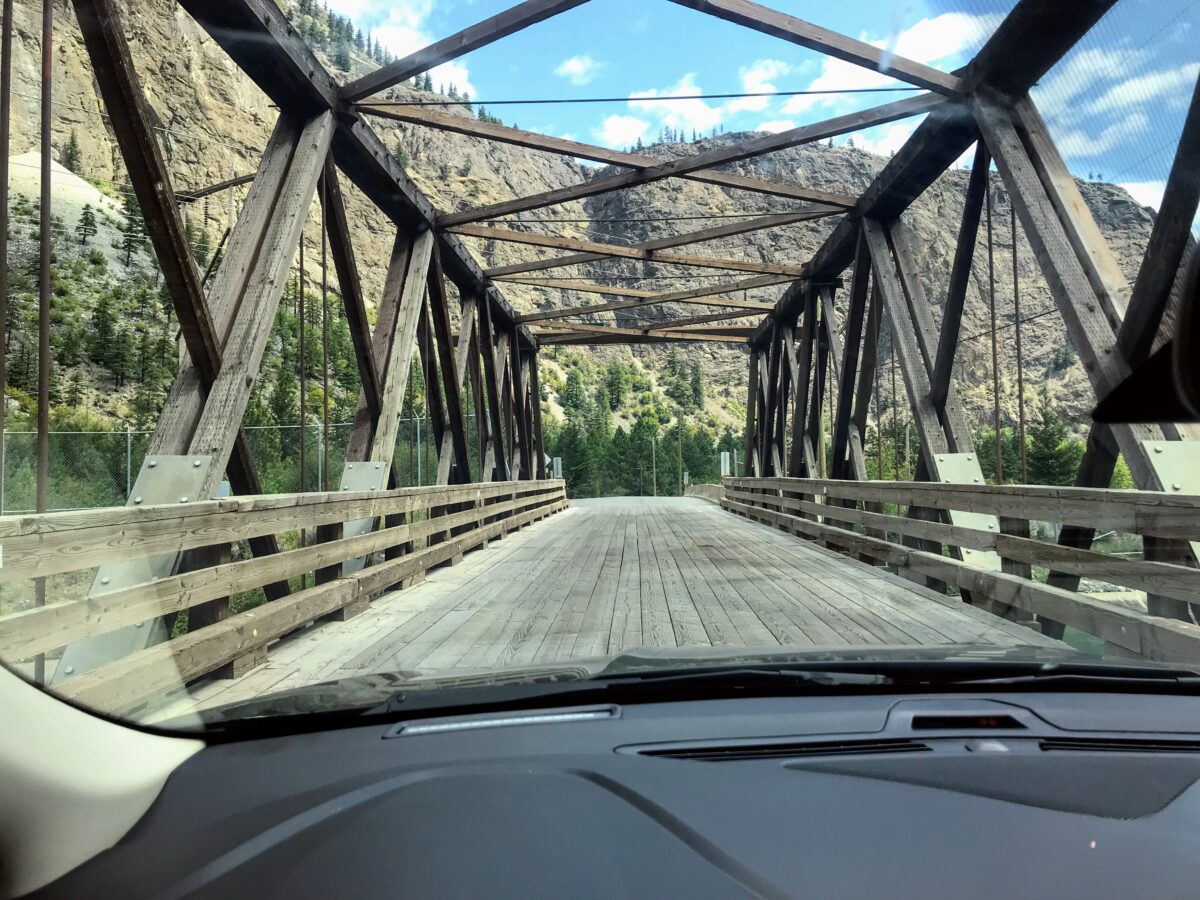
0 414 479 514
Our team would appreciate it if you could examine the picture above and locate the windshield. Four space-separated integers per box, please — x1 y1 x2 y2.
2 0 1199 732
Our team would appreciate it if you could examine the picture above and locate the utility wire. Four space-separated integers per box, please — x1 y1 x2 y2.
361 86 921 108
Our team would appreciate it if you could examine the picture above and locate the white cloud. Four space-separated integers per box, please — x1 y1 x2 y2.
854 118 924 156
756 119 796 134
782 12 1000 116
595 114 650 148
369 2 476 98
554 55 604 86
1032 48 1140 121
1084 63 1200 116
1118 180 1166 210
630 73 723 135
1057 112 1148 158
726 59 792 113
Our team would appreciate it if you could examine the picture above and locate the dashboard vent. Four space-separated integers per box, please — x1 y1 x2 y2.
1040 737 1200 754
639 738 931 762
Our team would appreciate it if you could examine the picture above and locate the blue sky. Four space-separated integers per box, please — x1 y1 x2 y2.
328 0 1198 211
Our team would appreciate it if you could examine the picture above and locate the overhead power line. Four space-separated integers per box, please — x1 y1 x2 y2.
360 86 921 108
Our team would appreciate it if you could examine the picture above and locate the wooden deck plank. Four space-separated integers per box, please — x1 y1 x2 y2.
186 497 1063 711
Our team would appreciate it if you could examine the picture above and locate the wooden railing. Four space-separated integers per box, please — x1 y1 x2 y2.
724 477 1200 663
0 479 567 714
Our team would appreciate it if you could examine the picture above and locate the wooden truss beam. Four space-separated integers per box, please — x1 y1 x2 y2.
973 95 1175 494
930 141 990 411
829 228 871 478
643 309 758 330
177 0 536 350
361 105 858 207
494 277 660 298
475 210 837 278
532 322 751 343
427 243 473 484
340 0 588 102
455 223 807 277
754 0 1119 350
321 158 383 420
438 93 948 226
1118 73 1200 366
515 273 787 322
188 112 336 497
669 0 963 96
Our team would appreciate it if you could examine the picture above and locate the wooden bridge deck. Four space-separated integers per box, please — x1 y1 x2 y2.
184 497 1058 711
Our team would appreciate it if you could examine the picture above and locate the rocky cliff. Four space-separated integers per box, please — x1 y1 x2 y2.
3 0 1158 436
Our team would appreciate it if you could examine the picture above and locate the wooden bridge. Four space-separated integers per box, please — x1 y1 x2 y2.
1 0 1199 719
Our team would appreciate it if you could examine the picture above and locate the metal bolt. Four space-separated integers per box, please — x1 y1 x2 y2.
973 477 980 483
937 456 945 462
135 621 144 628
1154 446 1163 454
193 459 202 468
347 464 354 469
180 496 189 503
375 464 382 470
148 459 157 468
100 577 110 585
343 486 349 491
370 486 377 491
967 455 974 461
133 496 143 505
987 523 995 530
64 666 74 675
1172 483 1182 491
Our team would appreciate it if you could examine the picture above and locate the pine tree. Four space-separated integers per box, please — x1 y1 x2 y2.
333 42 351 71
61 130 83 174
689 364 704 409
65 370 85 407
90 292 116 366
119 195 145 266
75 204 98 245
1028 394 1083 486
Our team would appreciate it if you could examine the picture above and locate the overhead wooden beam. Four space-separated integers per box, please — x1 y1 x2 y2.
1118 73 1200 366
669 0 962 96
515 273 787 322
176 172 256 204
532 321 751 342
340 0 588 102
454 222 808 277
438 93 948 226
362 104 858 207
643 309 758 330
930 141 990 411
321 157 383 420
539 332 752 346
473 210 839 277
494 276 659 298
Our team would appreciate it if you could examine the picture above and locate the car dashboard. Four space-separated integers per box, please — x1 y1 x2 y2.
33 692 1200 898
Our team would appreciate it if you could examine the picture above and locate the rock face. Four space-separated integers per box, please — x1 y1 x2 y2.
7 0 1158 434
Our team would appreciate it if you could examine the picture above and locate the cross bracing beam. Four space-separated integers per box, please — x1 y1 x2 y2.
515 273 790 322
340 0 589 102
467 209 839 278
438 93 949 227
668 0 963 96
452 222 808 277
360 104 858 208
